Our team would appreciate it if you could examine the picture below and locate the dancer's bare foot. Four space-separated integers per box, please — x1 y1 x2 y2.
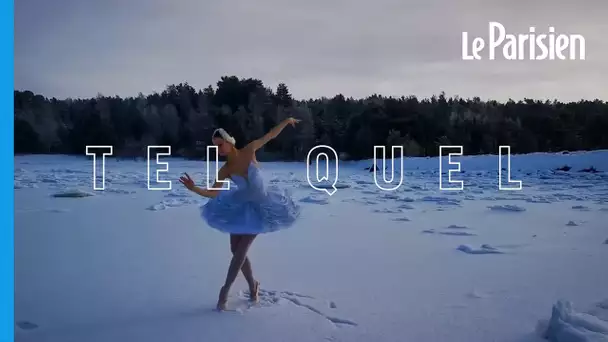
216 286 229 311
249 280 260 303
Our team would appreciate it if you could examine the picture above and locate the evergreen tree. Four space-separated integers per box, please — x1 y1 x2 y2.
12 76 608 160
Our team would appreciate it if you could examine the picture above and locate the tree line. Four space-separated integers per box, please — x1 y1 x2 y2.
14 76 608 161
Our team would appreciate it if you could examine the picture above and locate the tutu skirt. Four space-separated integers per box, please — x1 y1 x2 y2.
201 184 301 234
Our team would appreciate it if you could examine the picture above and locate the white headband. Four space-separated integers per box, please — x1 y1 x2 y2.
212 128 236 145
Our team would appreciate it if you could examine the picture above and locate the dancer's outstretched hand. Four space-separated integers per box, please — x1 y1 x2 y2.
179 173 195 190
286 117 301 127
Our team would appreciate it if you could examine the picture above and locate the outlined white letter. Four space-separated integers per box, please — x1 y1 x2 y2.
498 145 522 190
306 145 339 196
206 145 230 190
147 146 172 190
373 145 404 191
439 145 464 191
86 145 113 190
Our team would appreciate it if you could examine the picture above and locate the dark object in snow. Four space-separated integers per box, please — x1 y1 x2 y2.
579 166 599 173
365 164 377 172
604 238 608 245
555 165 571 172
315 182 351 190
16 321 38 330
52 189 94 198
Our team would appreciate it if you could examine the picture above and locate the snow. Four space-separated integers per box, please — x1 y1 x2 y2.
536 300 608 342
14 150 608 342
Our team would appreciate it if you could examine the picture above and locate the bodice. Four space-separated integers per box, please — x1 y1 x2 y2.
228 163 266 199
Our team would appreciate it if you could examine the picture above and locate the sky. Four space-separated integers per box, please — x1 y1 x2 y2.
14 0 608 102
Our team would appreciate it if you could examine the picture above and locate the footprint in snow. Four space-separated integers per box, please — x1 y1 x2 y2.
397 203 415 210
447 224 469 229
373 208 403 214
423 229 477 236
487 204 526 212
233 288 357 327
526 197 553 204
466 290 490 299
392 217 411 222
396 197 415 203
457 244 504 255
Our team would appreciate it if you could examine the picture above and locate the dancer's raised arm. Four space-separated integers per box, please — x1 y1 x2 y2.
247 117 300 151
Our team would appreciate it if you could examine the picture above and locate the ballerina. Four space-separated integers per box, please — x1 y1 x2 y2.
179 118 302 311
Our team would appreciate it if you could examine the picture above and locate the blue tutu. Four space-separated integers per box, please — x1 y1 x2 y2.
200 163 301 234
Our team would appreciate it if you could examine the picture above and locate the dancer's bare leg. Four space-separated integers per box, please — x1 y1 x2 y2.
218 234 257 310
230 234 257 292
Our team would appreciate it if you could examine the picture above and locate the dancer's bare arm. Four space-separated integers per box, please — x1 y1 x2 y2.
180 164 230 198
246 117 300 152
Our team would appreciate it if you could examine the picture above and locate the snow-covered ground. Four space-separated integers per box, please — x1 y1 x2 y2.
14 150 608 342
